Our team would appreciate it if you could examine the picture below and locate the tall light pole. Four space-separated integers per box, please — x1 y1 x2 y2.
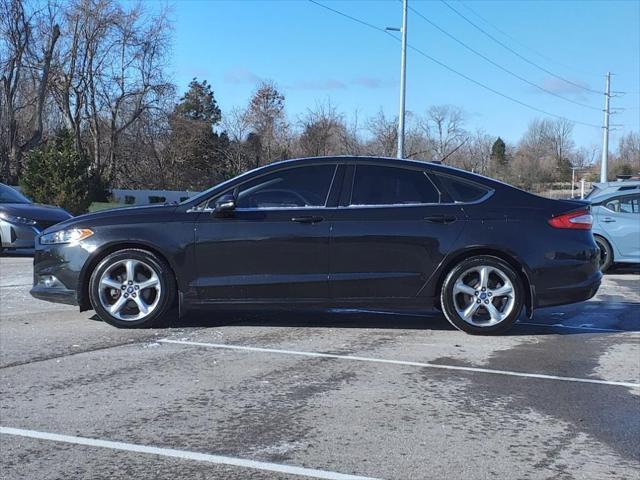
600 72 611 183
396 0 408 159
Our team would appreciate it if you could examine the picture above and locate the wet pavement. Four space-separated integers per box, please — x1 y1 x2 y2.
1 256 639 479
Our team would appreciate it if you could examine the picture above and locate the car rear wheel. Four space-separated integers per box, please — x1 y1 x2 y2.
88 249 176 328
594 235 613 273
441 256 524 335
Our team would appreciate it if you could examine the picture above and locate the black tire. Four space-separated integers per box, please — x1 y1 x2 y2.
441 255 524 335
88 248 176 328
594 235 613 273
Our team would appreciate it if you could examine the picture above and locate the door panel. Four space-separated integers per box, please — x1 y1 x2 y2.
194 209 331 300
597 194 640 259
193 163 338 301
329 205 465 299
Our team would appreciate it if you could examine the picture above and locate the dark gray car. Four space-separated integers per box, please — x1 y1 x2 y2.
0 183 72 253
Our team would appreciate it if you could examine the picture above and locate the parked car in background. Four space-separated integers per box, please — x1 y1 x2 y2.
0 183 72 253
585 180 640 200
590 190 640 272
30 156 601 335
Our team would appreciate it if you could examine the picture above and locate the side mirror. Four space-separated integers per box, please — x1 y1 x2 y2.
214 192 236 215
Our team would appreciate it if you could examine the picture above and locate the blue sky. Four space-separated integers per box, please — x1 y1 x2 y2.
160 0 639 150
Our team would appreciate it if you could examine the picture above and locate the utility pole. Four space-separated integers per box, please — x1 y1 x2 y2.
600 72 611 183
396 0 408 159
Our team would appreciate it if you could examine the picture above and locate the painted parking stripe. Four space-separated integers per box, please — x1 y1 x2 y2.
0 427 378 480
159 339 640 389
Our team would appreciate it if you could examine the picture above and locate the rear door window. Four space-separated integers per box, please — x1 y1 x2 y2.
350 165 440 206
603 194 640 214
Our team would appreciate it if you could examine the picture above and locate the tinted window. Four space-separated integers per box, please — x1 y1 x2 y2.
603 194 640 214
434 174 490 203
235 164 336 209
350 165 439 206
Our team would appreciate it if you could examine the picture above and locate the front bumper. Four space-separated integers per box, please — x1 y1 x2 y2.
0 219 39 249
31 240 92 307
30 284 78 305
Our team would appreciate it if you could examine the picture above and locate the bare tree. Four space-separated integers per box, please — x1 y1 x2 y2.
297 99 347 157
419 105 467 161
615 132 640 172
50 0 171 182
1 0 60 182
366 109 397 157
454 130 493 174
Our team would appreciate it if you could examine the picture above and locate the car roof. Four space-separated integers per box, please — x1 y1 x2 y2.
265 155 496 182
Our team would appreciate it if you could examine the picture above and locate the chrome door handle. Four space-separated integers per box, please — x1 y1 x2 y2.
601 217 616 223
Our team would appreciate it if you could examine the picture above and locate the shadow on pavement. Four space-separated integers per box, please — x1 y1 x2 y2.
163 303 640 336
606 264 640 275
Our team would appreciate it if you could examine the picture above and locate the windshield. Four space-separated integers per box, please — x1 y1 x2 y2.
0 184 32 204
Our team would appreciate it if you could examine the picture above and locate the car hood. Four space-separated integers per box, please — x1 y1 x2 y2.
46 204 177 232
0 202 72 222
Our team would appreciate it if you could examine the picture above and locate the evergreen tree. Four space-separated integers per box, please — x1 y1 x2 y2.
175 79 222 126
20 130 91 214
167 79 226 189
490 137 507 167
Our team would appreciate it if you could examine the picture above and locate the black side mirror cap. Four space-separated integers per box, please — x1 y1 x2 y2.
214 193 236 215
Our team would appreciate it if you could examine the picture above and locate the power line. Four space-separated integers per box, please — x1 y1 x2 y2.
440 0 602 95
458 1 602 78
404 40 600 128
308 0 601 129
307 0 388 34
409 4 600 111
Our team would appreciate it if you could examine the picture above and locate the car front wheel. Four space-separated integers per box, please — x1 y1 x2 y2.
441 256 524 335
88 248 176 328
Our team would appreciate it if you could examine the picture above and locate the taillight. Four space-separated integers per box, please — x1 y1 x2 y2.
548 209 593 230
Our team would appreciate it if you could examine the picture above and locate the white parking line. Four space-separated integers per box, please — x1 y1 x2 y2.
0 427 379 480
159 339 640 389
518 322 626 333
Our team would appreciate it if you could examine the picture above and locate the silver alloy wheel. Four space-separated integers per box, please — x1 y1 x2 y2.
98 259 161 322
452 265 516 327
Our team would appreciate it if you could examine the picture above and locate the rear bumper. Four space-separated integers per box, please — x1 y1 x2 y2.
535 270 602 308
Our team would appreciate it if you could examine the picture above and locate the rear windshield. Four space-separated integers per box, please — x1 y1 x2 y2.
584 186 602 199
432 174 490 203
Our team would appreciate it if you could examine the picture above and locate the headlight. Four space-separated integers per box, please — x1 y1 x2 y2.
0 211 36 225
40 228 94 245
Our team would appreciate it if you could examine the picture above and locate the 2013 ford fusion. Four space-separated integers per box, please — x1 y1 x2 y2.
31 156 602 334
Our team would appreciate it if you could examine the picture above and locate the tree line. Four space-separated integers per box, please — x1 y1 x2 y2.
1 0 638 213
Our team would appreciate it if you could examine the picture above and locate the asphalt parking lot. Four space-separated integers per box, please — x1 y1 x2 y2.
1 255 639 479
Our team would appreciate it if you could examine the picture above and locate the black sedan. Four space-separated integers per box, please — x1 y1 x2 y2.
1 183 72 253
31 157 601 334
